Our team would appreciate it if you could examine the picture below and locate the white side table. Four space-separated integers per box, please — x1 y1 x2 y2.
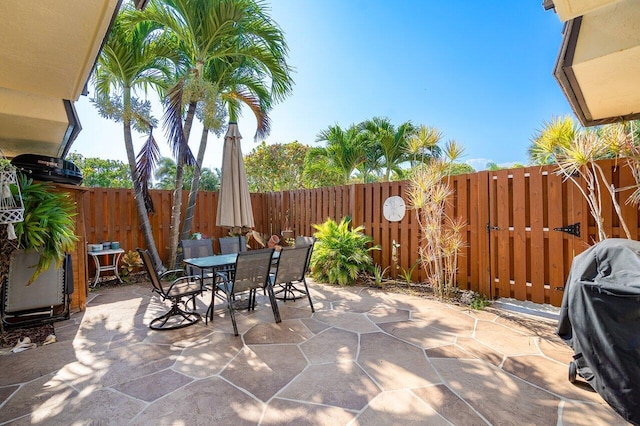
88 248 125 287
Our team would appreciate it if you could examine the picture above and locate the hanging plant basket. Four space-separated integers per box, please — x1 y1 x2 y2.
0 166 25 229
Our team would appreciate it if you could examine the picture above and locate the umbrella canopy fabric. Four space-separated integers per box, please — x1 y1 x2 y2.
216 122 254 228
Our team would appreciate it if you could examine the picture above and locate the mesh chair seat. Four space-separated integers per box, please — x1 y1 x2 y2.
295 236 316 272
208 248 281 336
271 245 315 312
180 238 227 308
161 280 202 298
218 236 247 254
180 239 215 282
138 248 202 330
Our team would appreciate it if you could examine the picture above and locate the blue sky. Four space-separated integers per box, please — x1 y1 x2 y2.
72 0 572 172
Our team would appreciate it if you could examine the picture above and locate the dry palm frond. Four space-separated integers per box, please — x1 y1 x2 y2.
135 129 160 213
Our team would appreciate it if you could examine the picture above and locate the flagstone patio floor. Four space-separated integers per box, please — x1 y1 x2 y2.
0 280 628 425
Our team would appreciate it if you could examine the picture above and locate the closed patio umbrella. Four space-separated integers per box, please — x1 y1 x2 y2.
216 122 254 229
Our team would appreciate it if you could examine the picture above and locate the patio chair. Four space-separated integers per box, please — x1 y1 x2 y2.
1 250 73 329
180 238 220 309
218 235 247 254
180 239 215 284
295 235 316 272
208 248 280 336
271 245 315 312
137 248 202 331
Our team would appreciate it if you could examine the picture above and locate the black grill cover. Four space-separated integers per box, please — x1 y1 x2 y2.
11 154 82 185
557 238 640 425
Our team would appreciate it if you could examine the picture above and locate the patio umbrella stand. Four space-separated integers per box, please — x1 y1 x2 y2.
216 122 254 238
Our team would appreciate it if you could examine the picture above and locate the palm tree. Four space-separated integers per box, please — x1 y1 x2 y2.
360 117 417 181
406 125 443 167
92 5 179 270
141 0 292 267
154 156 220 191
528 116 578 165
354 139 383 183
314 124 368 185
181 44 293 240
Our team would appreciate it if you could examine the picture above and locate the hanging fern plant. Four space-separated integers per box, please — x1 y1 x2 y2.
12 174 77 284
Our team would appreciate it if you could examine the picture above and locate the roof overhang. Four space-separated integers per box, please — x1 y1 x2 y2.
0 88 81 158
0 0 122 158
547 0 640 126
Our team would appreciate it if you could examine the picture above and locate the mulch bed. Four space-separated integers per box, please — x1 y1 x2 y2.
1 272 149 351
89 271 148 290
1 323 54 349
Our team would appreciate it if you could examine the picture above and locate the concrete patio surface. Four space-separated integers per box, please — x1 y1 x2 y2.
0 280 629 425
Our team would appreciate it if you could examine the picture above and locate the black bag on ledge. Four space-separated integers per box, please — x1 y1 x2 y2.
11 154 82 185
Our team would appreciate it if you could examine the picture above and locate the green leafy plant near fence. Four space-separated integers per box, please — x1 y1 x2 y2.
13 174 78 284
310 217 379 286
120 250 143 282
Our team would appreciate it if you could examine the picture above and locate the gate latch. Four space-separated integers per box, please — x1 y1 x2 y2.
553 222 580 237
486 222 500 232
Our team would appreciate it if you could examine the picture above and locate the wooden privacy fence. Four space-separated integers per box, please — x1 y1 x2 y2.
83 159 640 307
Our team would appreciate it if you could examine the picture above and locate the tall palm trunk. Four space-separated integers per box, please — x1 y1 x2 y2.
181 125 209 240
122 89 164 271
167 101 197 269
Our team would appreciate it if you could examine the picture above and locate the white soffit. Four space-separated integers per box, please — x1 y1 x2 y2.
0 0 120 101
551 0 624 22
0 88 71 158
572 1 640 120
554 0 640 125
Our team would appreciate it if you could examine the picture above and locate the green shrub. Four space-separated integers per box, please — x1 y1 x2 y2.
310 217 379 286
120 250 143 281
13 174 78 284
470 294 491 310
371 264 390 287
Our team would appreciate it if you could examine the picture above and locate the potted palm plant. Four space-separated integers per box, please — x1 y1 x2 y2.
2 174 77 285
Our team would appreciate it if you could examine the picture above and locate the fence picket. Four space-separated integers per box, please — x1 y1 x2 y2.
80 159 639 307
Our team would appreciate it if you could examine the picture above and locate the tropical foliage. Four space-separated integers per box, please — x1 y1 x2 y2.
13 175 78 284
244 141 309 192
92 3 179 269
136 0 293 266
406 142 466 299
93 0 293 268
530 117 640 241
312 124 368 185
120 250 143 280
448 162 476 175
153 157 220 190
304 118 452 187
360 117 417 181
310 217 379 286
67 153 132 188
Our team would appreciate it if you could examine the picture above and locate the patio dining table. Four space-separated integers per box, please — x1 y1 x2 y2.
183 251 280 320
183 250 281 277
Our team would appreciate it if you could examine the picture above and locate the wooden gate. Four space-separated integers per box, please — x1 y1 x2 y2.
485 166 587 306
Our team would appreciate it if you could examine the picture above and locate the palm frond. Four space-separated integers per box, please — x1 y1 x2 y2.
135 129 161 213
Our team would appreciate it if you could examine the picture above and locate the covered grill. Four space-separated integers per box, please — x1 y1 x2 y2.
557 238 640 425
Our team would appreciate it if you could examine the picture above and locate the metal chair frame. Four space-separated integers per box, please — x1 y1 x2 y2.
138 248 202 331
218 236 247 254
209 248 281 336
271 245 315 312
295 235 316 272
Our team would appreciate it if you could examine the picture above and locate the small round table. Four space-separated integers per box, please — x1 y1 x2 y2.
88 248 125 287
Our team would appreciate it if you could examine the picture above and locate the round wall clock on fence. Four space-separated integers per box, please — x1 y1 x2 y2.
383 195 406 222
